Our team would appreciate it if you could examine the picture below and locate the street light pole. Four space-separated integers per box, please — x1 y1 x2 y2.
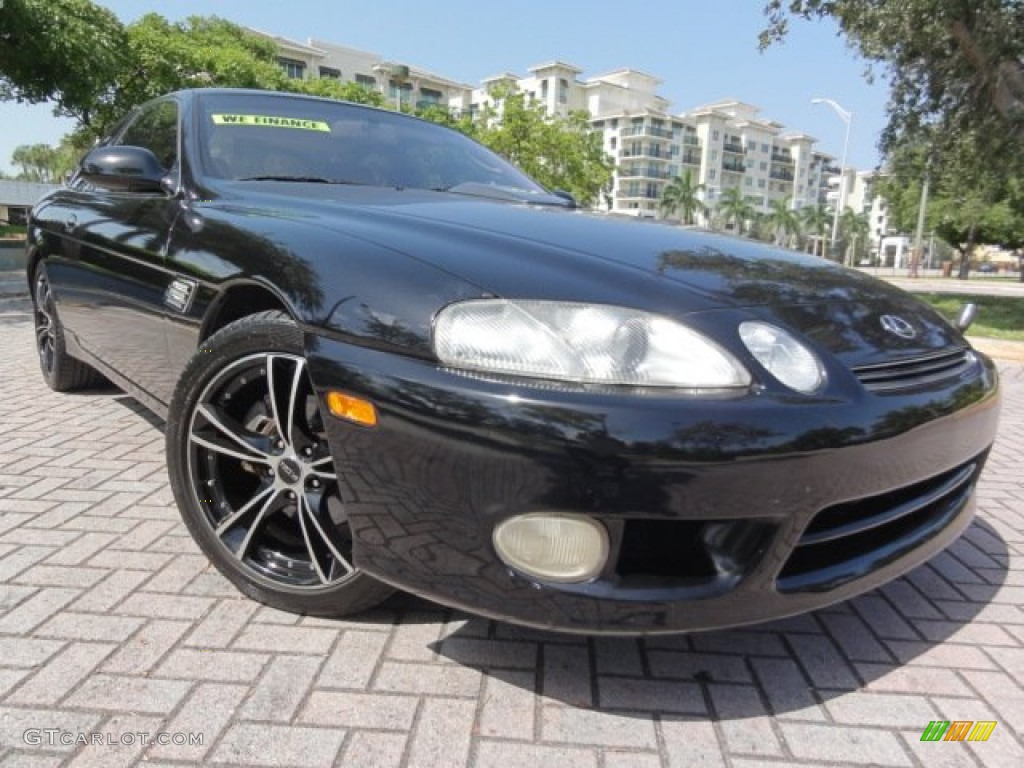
812 98 853 261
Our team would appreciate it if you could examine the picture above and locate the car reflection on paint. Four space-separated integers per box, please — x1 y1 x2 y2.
26 88 1001 634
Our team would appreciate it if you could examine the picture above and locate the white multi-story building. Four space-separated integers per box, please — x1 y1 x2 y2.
250 31 855 222
466 64 844 220
248 30 473 112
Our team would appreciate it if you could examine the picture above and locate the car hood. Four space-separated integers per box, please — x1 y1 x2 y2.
215 184 968 365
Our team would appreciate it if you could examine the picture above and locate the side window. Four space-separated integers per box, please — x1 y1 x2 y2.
118 101 179 170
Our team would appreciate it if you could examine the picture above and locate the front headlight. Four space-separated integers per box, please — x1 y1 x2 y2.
433 300 751 389
739 321 824 394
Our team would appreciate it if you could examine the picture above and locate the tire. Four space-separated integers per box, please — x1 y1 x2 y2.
32 263 105 391
165 310 394 617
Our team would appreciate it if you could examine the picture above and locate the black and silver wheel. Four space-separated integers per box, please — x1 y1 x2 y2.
166 311 392 616
32 263 104 391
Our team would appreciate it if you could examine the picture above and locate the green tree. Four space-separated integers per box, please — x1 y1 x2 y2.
659 170 707 224
0 0 127 127
472 86 613 207
760 1 1024 182
10 132 95 183
839 208 871 265
878 138 1024 277
295 77 386 107
765 198 801 248
716 187 756 234
89 14 292 133
799 204 831 257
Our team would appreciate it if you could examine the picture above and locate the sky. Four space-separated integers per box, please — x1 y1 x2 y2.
0 0 889 176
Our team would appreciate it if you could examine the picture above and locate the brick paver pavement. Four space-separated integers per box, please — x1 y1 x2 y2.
1 300 1022 767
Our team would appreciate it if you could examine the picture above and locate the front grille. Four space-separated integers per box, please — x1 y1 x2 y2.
852 348 973 393
777 456 983 593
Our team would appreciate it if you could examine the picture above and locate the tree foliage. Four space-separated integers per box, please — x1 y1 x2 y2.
9 136 82 183
760 1 1024 180
659 170 707 224
468 86 614 207
0 0 127 126
716 187 756 233
765 198 801 247
878 139 1024 276
800 203 831 257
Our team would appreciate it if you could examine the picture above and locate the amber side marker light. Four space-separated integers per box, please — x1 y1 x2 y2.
326 392 378 427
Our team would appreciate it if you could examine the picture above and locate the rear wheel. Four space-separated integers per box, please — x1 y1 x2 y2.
166 311 393 616
32 263 105 391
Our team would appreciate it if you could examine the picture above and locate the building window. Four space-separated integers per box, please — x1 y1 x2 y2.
6 206 28 226
759 161 767 171
318 66 341 80
709 170 717 180
747 140 756 150
712 130 720 141
355 74 376 88
278 58 306 79
745 177 753 187
711 149 718 160
610 118 618 128
610 137 617 150
541 79 549 99
558 78 569 104
758 179 766 188
388 80 413 102
418 87 444 107
761 143 769 153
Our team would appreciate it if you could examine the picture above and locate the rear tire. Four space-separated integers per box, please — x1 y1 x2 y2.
32 263 105 392
165 310 394 617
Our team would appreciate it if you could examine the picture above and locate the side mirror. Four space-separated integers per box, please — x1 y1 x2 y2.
956 303 977 332
80 146 167 193
551 189 578 209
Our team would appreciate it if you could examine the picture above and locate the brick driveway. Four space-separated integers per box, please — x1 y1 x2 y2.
1 301 1022 768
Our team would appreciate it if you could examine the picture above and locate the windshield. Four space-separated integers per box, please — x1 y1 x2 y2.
196 92 548 196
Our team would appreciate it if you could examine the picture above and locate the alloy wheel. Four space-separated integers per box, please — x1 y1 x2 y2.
185 352 356 589
34 273 56 373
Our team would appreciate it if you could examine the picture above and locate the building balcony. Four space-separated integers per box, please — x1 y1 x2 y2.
770 169 794 182
722 160 746 173
616 191 661 200
722 142 744 155
682 135 700 147
618 167 672 180
623 126 674 140
680 153 701 166
823 164 842 175
621 149 672 161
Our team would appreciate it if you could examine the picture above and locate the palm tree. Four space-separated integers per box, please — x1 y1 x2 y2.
800 204 831 257
839 208 871 266
659 170 707 225
765 199 801 248
717 187 755 234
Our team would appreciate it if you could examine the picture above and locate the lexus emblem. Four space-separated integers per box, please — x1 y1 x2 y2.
880 314 917 339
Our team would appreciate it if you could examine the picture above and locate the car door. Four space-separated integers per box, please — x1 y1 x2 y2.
51 98 184 404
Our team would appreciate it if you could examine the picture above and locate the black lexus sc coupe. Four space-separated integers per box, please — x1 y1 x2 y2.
26 89 1001 634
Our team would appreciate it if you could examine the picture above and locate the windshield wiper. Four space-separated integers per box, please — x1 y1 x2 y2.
237 175 362 184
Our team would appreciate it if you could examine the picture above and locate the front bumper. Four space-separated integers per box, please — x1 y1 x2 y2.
306 334 1000 634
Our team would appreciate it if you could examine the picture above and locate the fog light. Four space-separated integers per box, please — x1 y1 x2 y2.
492 513 609 583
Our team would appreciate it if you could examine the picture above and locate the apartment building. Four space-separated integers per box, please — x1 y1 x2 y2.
467 66 841 220
252 30 851 222
249 30 474 112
